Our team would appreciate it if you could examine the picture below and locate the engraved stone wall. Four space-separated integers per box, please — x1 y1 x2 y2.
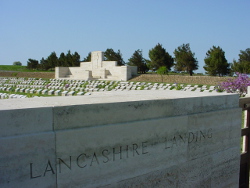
0 91 241 187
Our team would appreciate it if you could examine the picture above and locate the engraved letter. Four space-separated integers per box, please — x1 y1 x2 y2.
125 145 129 158
30 163 42 179
113 146 122 161
207 128 212 138
199 131 206 141
195 131 199 142
172 136 177 146
58 156 71 173
43 160 55 176
142 141 149 154
188 132 195 143
90 152 99 166
102 149 110 163
179 134 186 143
133 144 140 156
76 153 87 168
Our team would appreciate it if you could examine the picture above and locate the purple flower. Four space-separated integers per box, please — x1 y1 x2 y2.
218 73 250 97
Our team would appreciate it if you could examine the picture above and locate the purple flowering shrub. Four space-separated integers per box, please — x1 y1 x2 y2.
217 73 250 97
64 84 69 88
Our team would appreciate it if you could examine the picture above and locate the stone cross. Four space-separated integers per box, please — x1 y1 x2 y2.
91 51 104 69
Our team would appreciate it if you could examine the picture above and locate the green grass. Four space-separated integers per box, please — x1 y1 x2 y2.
0 65 53 72
145 72 205 76
0 90 56 98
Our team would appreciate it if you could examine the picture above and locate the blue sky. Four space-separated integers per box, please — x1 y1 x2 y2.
0 0 249 73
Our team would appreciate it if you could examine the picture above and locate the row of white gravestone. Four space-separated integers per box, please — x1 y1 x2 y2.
0 78 217 90
0 77 223 99
0 83 217 93
0 93 27 99
0 87 220 100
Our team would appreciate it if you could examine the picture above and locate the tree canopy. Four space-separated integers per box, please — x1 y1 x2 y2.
13 61 22 66
127 49 148 73
27 59 39 69
148 43 174 71
46 52 58 70
83 52 91 62
27 50 81 70
173 43 198 76
104 48 125 66
231 48 250 74
203 46 230 76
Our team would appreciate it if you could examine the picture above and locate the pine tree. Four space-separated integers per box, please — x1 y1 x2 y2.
104 48 125 66
174 43 198 76
204 46 230 76
148 43 174 71
127 49 148 73
231 48 250 74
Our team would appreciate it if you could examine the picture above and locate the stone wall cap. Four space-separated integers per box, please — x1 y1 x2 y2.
0 90 239 110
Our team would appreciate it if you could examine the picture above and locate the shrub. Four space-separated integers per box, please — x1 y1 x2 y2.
170 86 175 90
12 72 18 77
175 84 183 90
13 61 22 66
217 73 250 97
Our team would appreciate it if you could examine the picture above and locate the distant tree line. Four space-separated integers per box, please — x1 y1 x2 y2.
27 50 81 71
128 45 250 76
26 45 250 76
27 49 125 71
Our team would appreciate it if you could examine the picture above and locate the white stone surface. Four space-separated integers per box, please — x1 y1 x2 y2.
42 89 48 94
48 90 54 95
68 91 75 96
61 91 68 96
0 91 241 187
77 91 84 96
55 90 61 96
246 86 250 97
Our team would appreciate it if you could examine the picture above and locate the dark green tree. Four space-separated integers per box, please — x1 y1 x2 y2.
83 52 91 62
58 52 67 67
174 43 198 76
13 61 22 66
72 52 81 66
104 48 125 66
231 48 250 74
65 50 73 67
204 46 230 76
127 49 148 73
38 58 49 70
148 43 174 71
46 52 58 70
27 59 39 69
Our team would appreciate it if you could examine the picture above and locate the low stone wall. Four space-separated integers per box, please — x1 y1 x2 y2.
0 91 241 187
0 71 54 79
129 74 230 85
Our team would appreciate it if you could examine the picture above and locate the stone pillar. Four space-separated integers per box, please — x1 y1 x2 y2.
91 51 104 69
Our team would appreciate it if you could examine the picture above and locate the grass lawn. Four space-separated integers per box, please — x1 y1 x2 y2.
0 65 54 72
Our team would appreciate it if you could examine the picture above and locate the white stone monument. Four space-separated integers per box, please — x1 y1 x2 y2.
55 51 137 81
